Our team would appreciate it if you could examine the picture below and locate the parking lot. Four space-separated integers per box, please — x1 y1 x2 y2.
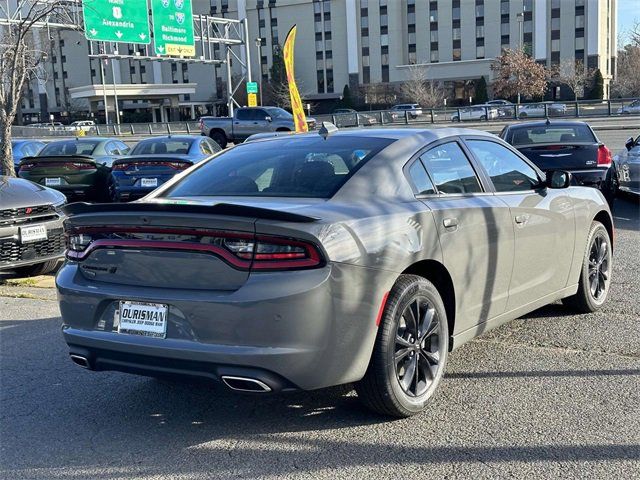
0 196 638 479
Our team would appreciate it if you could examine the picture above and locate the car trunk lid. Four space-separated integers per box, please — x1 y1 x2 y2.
516 143 600 171
62 202 320 291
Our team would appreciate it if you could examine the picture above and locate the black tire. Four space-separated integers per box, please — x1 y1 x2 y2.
14 260 60 277
452 116 460 122
519 112 528 119
480 115 487 121
562 221 612 313
107 178 120 202
209 130 227 149
356 275 449 417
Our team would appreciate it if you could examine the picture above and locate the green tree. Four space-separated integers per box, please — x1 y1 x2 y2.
589 69 604 99
475 76 488 103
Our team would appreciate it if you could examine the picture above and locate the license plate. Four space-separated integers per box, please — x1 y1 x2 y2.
45 177 61 186
117 301 168 338
20 224 48 244
141 178 158 188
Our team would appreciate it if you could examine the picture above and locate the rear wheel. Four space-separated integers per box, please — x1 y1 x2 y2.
14 260 60 277
356 275 449 417
107 178 119 202
209 130 227 149
480 115 487 121
562 221 612 313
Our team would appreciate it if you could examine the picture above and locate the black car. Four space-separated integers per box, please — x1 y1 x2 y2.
0 176 66 276
500 120 617 204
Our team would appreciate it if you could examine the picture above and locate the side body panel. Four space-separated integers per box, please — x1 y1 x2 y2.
496 189 576 310
421 195 514 332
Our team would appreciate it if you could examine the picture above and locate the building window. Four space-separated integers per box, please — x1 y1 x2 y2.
382 65 389 82
500 0 509 15
476 45 485 58
576 15 585 28
326 69 333 92
476 25 484 38
551 39 560 52
317 69 324 93
453 48 461 61
363 66 370 84
430 30 438 42
452 28 461 40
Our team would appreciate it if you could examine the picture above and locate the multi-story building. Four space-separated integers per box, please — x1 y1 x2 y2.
19 0 617 123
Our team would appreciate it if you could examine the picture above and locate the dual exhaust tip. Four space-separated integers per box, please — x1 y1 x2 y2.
69 355 273 393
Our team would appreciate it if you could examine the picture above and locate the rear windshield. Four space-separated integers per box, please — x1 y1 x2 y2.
39 140 100 156
161 135 393 198
510 125 596 146
132 138 195 155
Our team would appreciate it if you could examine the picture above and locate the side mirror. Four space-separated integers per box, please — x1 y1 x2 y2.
625 137 635 151
547 170 572 189
265 115 272 122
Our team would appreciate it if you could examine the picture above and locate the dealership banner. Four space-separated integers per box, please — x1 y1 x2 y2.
282 25 308 133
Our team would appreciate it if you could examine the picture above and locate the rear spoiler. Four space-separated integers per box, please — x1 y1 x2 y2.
62 201 320 223
20 155 95 163
112 156 192 164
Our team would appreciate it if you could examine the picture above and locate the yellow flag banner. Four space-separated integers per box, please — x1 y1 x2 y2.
282 25 308 133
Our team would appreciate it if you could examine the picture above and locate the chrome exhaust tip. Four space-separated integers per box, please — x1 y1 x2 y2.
221 375 272 392
70 354 90 369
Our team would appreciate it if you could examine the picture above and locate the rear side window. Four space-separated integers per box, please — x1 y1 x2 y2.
419 142 482 194
466 140 540 192
236 109 251 120
161 136 394 198
509 125 596 145
408 160 436 195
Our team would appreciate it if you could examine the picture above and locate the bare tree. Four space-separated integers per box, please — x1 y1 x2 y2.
399 65 446 108
554 60 592 101
611 44 640 97
490 48 549 103
1 1 75 176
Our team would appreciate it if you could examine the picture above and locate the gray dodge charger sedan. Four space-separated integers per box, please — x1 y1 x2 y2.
57 127 613 417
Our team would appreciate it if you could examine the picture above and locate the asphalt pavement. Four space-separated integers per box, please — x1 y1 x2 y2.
0 197 638 479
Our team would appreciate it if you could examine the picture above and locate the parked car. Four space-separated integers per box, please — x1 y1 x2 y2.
518 102 567 118
390 103 423 119
500 120 617 204
614 135 640 196
67 120 96 132
451 105 499 122
199 107 317 148
0 176 66 276
17 138 130 201
617 99 640 115
332 108 377 127
58 127 613 417
109 135 221 202
487 99 514 117
10 140 45 171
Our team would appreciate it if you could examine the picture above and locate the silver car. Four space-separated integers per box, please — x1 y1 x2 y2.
615 135 640 196
57 128 613 417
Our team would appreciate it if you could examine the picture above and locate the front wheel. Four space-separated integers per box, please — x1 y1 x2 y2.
562 221 612 313
356 275 449 417
14 260 60 277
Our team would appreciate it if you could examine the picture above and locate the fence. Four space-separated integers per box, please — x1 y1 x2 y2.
12 98 639 139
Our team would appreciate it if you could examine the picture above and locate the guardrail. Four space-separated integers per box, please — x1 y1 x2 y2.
12 98 639 139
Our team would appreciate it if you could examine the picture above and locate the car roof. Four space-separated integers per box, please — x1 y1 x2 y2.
241 127 495 145
137 135 200 142
506 120 589 129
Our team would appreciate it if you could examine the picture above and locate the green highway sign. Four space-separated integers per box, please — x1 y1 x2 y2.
151 0 195 56
82 0 150 44
246 82 258 94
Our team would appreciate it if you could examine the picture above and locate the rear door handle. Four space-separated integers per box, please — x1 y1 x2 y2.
443 218 458 228
515 214 530 224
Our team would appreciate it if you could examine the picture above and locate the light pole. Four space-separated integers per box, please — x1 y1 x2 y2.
516 11 524 105
255 37 263 106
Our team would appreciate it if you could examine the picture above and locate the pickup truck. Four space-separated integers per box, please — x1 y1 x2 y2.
199 106 317 148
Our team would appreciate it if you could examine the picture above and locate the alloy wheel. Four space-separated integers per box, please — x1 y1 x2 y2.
394 296 441 397
588 234 610 302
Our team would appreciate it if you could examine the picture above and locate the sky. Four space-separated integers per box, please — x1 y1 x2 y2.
617 0 638 45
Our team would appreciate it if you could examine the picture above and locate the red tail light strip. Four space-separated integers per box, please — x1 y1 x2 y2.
66 226 324 271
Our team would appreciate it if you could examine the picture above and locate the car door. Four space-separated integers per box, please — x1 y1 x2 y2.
464 137 575 310
416 140 515 331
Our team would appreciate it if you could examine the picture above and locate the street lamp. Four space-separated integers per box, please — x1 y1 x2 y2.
255 37 263 106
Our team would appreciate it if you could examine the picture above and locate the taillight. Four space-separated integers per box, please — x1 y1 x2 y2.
112 163 129 171
167 162 190 170
19 162 34 171
65 227 324 271
597 145 612 167
71 163 94 170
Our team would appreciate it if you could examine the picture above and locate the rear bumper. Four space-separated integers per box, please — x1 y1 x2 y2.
113 186 155 201
56 262 383 391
